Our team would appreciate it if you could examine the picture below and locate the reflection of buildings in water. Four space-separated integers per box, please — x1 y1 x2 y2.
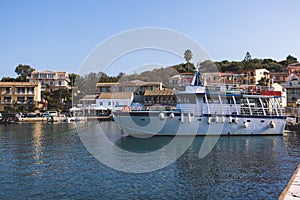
32 122 44 165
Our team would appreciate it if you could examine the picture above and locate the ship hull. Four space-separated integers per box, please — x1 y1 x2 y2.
113 111 286 136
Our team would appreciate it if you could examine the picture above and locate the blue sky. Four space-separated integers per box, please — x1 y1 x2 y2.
1 0 300 77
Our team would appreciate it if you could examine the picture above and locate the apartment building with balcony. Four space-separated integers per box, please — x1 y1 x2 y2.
286 63 300 75
280 73 300 107
28 70 70 91
0 82 41 111
219 69 270 85
270 72 288 84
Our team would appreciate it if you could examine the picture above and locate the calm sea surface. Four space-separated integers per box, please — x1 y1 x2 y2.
0 121 299 199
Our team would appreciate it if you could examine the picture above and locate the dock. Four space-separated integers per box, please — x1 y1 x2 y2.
279 163 300 199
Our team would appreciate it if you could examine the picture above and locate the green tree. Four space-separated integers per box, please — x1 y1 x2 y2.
68 73 79 87
1 77 16 82
184 49 193 73
286 55 298 65
14 64 35 82
257 77 270 86
244 52 252 62
41 89 71 111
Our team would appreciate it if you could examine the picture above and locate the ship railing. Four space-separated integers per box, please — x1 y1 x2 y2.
240 106 285 116
203 104 285 116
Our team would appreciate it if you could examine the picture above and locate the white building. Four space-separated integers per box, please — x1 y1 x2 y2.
272 83 287 107
28 70 70 91
96 92 134 109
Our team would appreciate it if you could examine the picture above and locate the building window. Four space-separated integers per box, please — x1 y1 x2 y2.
17 97 25 103
4 97 11 103
33 74 38 78
100 102 103 106
150 86 153 91
40 73 47 78
108 102 111 106
18 88 25 94
58 81 62 86
27 97 34 102
28 87 34 94
105 87 109 92
6 87 10 93
48 74 55 79
99 87 103 93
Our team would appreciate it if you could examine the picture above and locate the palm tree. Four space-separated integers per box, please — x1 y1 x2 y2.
68 73 78 109
184 49 193 73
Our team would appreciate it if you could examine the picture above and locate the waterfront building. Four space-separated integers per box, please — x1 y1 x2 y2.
270 72 288 84
220 69 270 85
0 82 41 112
169 69 270 89
168 72 193 90
96 92 134 109
280 73 300 107
96 80 163 95
144 88 177 107
286 62 300 75
78 95 97 107
271 83 287 107
28 70 70 91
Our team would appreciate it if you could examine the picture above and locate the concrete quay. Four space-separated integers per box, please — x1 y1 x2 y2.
279 163 300 200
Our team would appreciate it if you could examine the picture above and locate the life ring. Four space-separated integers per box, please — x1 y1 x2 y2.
122 105 131 112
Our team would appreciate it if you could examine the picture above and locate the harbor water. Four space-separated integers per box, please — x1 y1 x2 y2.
0 122 300 199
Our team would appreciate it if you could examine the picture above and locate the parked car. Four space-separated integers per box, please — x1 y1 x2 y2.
41 113 51 118
43 111 58 117
22 112 38 118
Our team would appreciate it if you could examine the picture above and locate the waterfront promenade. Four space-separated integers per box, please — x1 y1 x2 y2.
280 163 300 199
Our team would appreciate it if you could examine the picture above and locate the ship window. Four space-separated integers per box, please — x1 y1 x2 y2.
260 120 265 123
178 94 196 104
206 96 219 103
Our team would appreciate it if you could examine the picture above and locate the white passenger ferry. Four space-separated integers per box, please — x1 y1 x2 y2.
113 69 286 136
